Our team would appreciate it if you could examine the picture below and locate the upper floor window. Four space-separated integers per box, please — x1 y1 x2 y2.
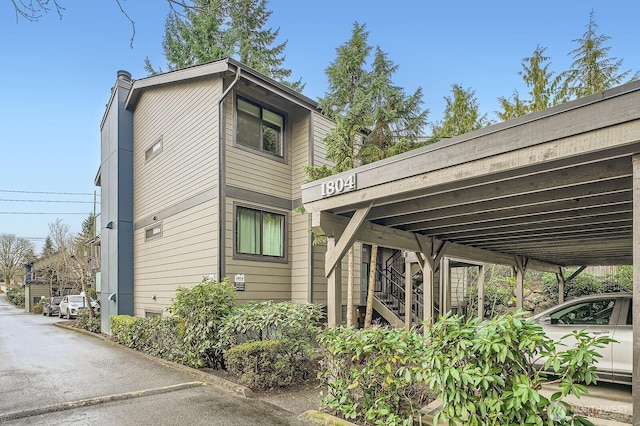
236 206 285 259
236 97 284 157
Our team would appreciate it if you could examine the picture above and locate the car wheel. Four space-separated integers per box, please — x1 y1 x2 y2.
43 310 46 316
58 310 62 318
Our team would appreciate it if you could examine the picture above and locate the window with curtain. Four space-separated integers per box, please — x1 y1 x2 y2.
236 97 284 157
236 206 285 259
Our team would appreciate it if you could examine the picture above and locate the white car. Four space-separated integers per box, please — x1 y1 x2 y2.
58 295 100 319
533 292 632 384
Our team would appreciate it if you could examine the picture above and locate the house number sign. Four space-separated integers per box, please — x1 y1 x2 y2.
320 174 356 197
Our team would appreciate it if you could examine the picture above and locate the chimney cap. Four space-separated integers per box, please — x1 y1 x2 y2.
117 70 132 82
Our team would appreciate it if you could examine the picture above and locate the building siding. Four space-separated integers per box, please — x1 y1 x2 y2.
133 77 221 220
131 76 222 316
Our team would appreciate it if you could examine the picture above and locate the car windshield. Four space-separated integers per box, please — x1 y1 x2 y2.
52 297 63 303
68 295 84 303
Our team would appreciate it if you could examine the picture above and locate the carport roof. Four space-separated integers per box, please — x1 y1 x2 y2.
301 81 640 269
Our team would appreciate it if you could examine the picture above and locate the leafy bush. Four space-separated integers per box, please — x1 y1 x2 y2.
219 301 323 384
6 288 25 307
33 301 43 314
168 277 237 368
225 340 299 389
77 309 101 333
110 314 184 361
317 326 431 426
218 301 323 353
423 311 612 425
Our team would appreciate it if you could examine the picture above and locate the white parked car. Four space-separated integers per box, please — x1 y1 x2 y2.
58 295 100 319
532 292 632 384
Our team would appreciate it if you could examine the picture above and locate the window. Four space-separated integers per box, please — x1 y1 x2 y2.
236 206 285 259
145 137 163 161
550 298 616 325
236 97 284 157
145 223 162 241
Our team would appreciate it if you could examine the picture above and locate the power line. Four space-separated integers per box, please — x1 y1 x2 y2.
0 198 98 204
0 189 98 196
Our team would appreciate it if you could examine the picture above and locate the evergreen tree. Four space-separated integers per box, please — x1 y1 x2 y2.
309 23 428 327
42 236 54 257
146 0 302 90
431 84 488 141
565 10 637 98
497 46 568 121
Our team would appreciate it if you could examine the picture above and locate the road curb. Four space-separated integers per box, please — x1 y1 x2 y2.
0 381 206 422
298 410 358 425
53 322 255 399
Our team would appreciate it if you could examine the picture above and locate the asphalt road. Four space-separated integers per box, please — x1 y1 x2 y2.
0 293 301 425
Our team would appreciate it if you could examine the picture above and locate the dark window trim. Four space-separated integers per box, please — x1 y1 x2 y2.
233 202 288 264
234 95 287 162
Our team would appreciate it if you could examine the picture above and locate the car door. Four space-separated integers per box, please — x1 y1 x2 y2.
60 296 68 316
537 295 621 382
610 295 632 384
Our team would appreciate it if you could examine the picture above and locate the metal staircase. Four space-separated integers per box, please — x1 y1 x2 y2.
372 250 424 327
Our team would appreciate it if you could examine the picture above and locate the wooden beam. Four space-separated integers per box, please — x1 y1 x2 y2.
324 203 373 277
313 211 563 273
326 237 342 326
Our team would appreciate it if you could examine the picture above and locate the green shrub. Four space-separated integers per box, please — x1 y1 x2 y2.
168 277 236 368
225 340 299 389
218 301 322 354
317 326 431 426
33 301 43 314
110 314 184 361
6 288 25 307
77 309 101 333
423 311 612 425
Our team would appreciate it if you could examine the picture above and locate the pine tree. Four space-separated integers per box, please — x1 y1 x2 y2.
311 23 428 327
497 46 568 121
432 84 488 141
565 10 637 98
42 236 54 257
147 0 302 90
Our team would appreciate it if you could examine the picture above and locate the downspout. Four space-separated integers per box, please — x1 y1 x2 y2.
217 65 241 281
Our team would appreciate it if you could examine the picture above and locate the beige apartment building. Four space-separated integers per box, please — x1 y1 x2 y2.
97 58 366 332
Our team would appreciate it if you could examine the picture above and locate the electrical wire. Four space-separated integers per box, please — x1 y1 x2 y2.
0 189 98 196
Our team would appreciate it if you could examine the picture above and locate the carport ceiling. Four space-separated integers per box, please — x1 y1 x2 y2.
302 82 640 268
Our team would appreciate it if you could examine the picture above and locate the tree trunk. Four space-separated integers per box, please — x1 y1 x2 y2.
364 244 378 328
346 246 355 326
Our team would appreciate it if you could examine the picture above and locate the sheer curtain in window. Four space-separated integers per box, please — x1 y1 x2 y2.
262 212 283 256
237 208 260 254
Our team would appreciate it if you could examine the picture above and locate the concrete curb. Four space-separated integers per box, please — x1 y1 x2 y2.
53 322 255 399
0 381 206 422
298 410 358 425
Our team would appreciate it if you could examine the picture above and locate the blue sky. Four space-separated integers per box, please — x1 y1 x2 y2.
1 0 638 253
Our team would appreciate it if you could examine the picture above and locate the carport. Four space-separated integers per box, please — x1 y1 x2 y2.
301 81 640 422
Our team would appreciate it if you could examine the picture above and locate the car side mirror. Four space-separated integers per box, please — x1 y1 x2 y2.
538 315 552 325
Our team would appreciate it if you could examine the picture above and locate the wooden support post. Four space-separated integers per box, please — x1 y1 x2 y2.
477 264 485 319
514 256 528 310
557 271 565 304
326 237 342 326
632 155 640 425
405 256 412 329
441 257 451 314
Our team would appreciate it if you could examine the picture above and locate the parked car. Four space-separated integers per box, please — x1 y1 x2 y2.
532 292 632 384
58 295 100 319
42 296 63 317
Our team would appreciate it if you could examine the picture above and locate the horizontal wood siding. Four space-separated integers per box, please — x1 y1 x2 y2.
312 112 333 167
133 77 221 220
224 95 292 199
224 197 291 303
133 198 218 316
290 111 311 302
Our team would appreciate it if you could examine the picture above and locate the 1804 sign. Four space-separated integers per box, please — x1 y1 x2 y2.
320 174 356 197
